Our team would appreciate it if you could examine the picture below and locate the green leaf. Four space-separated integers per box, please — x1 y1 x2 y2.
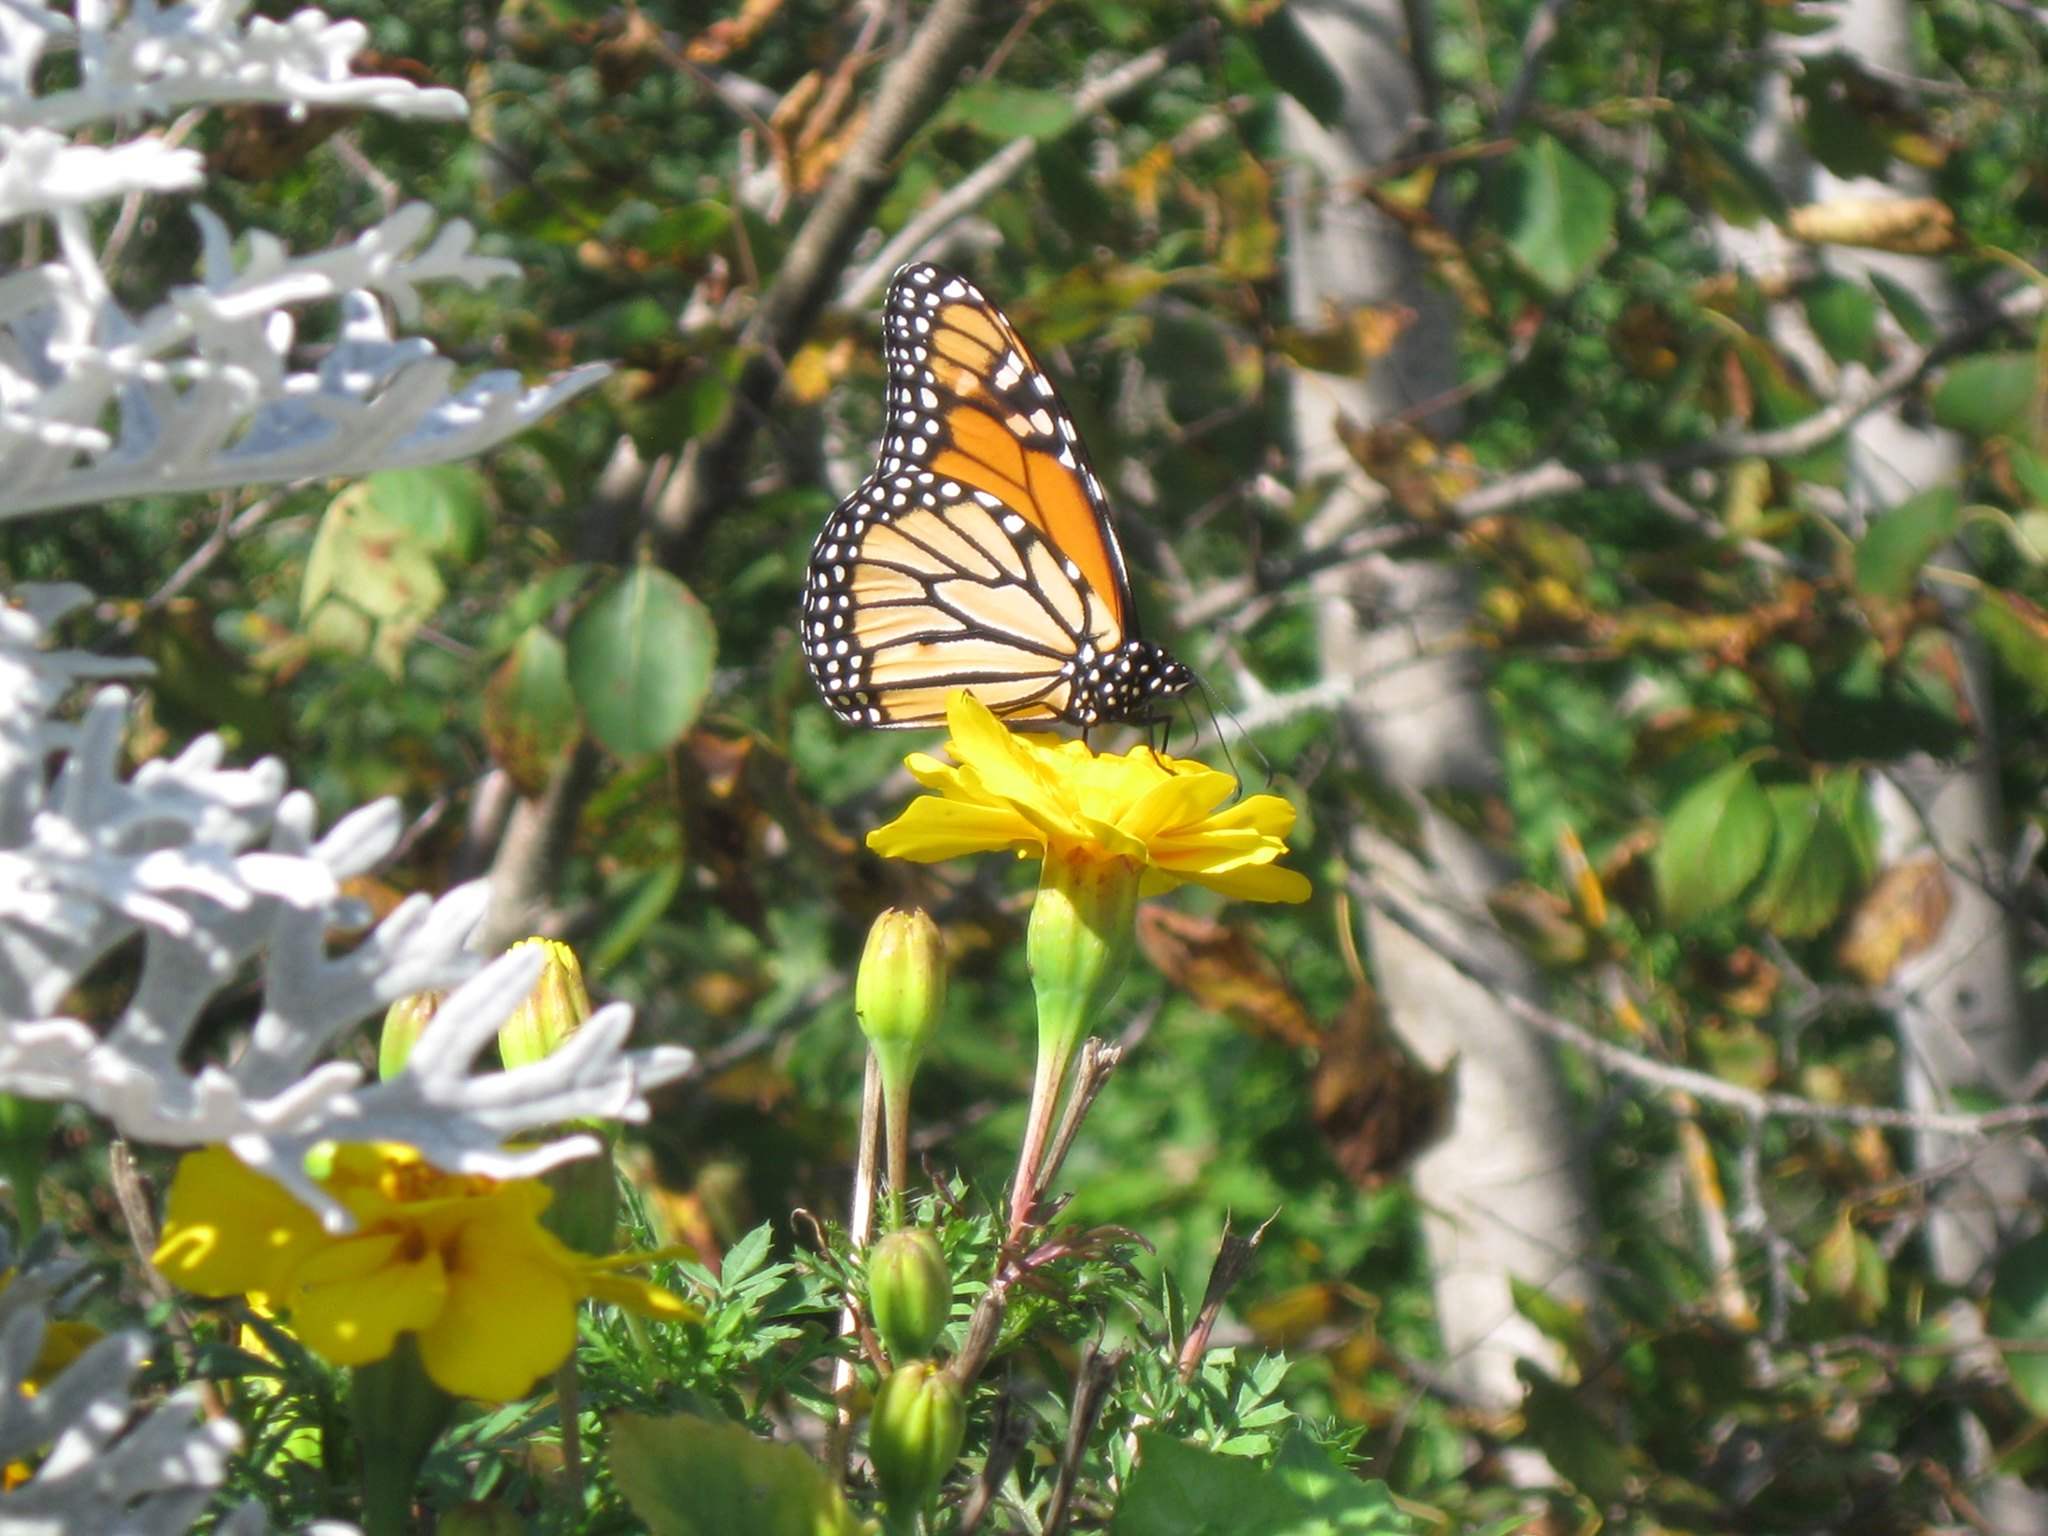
1800 87 1890 181
1853 486 1958 599
1869 270 1937 345
1974 590 2048 704
1252 9 1345 129
1931 352 2039 439
300 479 448 676
2008 443 2048 508
1112 1432 1410 1536
566 565 716 759
1518 1367 1639 1507
1654 761 1774 927
934 83 1076 141
356 465 489 563
1804 276 1880 368
1991 1233 2048 1417
482 626 578 794
1491 135 1617 297
610 1413 861 1536
1746 784 1855 940
1672 105 1788 226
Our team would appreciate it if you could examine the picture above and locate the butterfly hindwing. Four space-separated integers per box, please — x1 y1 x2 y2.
803 263 1192 730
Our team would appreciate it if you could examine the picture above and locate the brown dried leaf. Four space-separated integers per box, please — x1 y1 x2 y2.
1836 856 1952 985
1788 196 1959 255
1136 907 1318 1047
684 0 792 65
1309 990 1455 1189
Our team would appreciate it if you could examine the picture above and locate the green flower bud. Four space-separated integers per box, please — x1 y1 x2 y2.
868 1228 951 1364
856 909 946 1202
868 1360 966 1518
497 938 593 1071
378 989 443 1080
436 1500 528 1536
494 940 616 1252
856 908 946 1090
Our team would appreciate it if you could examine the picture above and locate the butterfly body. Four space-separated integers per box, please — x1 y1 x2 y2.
804 263 1193 730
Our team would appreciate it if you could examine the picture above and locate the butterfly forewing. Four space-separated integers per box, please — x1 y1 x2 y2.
803 262 1191 730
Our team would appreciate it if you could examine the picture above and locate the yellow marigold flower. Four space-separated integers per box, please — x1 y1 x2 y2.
153 1144 694 1402
867 691 1310 904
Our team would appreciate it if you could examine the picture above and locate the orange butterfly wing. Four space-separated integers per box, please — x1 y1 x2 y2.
803 264 1189 730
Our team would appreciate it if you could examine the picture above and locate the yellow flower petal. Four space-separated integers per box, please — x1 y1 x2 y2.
154 1147 327 1299
583 1270 700 1321
867 691 1309 903
417 1223 580 1401
291 1238 447 1367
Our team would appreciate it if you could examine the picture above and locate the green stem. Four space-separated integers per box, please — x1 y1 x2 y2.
1007 1031 1076 1241
350 1338 456 1536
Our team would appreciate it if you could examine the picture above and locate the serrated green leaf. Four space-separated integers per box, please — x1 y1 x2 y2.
566 565 715 759
1112 1431 1411 1536
1853 487 1959 599
1491 135 1616 296
610 1413 861 1536
1654 761 1774 926
1931 353 2039 439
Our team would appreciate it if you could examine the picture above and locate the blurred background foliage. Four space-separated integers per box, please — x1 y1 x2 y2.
21 0 2048 1529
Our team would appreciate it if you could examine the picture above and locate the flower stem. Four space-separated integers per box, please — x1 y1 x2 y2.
351 1337 456 1536
1007 1031 1075 1241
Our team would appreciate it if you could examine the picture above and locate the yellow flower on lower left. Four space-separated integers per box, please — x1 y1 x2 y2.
153 1144 693 1402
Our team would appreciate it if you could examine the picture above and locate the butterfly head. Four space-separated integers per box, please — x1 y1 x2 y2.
1071 637 1195 727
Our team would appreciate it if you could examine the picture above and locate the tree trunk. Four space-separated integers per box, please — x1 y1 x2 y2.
1722 1 2046 1524
1281 0 1604 1416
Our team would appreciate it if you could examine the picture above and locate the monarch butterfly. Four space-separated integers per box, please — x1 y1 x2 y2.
803 262 1193 730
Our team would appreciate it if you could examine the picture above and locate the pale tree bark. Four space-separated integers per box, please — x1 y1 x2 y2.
1724 2 2046 1525
1725 0 2043 1288
1281 0 1604 1417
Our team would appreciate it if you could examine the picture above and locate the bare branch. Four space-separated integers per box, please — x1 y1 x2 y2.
839 28 1211 306
1357 872 2048 1138
648 0 994 570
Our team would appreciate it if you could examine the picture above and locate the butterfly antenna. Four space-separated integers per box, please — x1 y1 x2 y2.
1191 674 1271 795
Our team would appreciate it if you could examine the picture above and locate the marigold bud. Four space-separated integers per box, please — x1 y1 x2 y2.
855 909 946 1081
868 1228 951 1364
378 989 444 1080
868 1360 966 1517
856 909 946 1198
497 938 592 1070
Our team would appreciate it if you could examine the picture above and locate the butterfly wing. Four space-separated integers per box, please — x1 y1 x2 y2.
804 263 1147 729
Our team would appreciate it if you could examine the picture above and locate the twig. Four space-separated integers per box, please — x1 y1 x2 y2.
1454 281 2048 522
827 1055 886 1479
1042 1343 1122 1536
108 1140 226 1420
956 1389 1033 1535
649 0 994 570
109 488 291 642
1031 1039 1124 1217
839 28 1211 306
1356 873 2048 1138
